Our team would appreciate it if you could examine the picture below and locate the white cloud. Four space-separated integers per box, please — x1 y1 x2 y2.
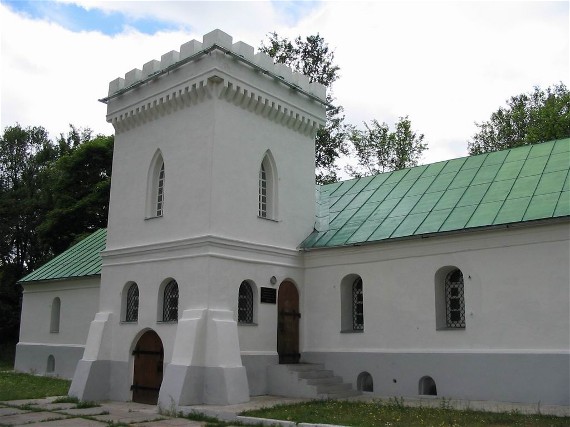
1 1 568 169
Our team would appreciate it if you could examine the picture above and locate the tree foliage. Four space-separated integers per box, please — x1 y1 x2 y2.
347 116 428 177
0 124 113 340
469 83 570 155
260 32 350 184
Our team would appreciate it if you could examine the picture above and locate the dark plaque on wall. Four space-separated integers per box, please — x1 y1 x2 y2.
260 287 277 304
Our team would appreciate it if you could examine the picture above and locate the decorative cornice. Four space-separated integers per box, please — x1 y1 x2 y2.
107 72 322 136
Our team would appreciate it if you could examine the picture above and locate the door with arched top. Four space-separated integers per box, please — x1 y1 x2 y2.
277 281 300 364
132 330 164 404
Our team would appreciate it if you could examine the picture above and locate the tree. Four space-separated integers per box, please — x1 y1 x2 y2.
0 124 57 341
468 83 570 155
38 135 114 254
347 116 428 177
260 32 350 184
0 124 113 342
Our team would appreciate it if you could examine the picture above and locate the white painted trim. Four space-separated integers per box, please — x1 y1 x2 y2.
304 348 570 355
17 342 85 349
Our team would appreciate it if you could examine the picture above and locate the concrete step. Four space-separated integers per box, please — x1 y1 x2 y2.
305 376 343 386
297 369 334 379
267 363 360 399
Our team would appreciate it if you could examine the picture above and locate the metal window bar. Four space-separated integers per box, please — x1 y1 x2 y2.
156 163 165 217
238 282 254 323
259 163 267 217
163 280 178 322
445 269 465 328
352 278 364 330
126 283 139 322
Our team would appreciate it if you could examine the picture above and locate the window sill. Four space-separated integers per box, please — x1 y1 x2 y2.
157 320 178 324
121 321 138 324
145 215 163 221
436 327 465 331
340 329 364 333
238 322 258 327
257 216 279 222
49 331 59 334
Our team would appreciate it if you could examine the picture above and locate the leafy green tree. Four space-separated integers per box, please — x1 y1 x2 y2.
38 135 114 254
468 83 570 155
0 124 57 341
347 116 428 177
260 32 349 184
0 124 113 342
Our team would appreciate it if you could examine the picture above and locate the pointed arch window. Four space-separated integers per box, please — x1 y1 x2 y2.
258 153 277 219
147 152 165 218
156 162 165 217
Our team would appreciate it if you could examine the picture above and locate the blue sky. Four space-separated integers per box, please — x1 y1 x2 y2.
3 0 190 34
1 1 568 169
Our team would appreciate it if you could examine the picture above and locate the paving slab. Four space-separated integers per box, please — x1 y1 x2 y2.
0 406 30 416
23 418 108 427
0 410 67 425
130 419 205 426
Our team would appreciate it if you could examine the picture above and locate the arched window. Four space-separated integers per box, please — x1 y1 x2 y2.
419 376 437 396
258 152 277 219
50 297 61 333
124 283 139 323
352 278 364 331
445 269 465 328
47 355 55 374
435 266 466 330
147 151 165 218
162 280 179 322
357 371 373 392
238 281 254 324
156 162 165 217
340 275 364 332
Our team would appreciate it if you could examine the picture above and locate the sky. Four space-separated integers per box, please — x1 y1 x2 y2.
1 0 568 169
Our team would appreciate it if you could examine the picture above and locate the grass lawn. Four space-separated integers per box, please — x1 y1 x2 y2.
0 371 70 401
242 399 570 427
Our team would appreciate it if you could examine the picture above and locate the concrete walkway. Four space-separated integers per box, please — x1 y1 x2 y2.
1 395 568 426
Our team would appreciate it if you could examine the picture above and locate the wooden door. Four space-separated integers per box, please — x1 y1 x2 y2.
277 281 300 364
132 330 164 404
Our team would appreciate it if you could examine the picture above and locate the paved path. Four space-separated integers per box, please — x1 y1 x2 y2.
1 394 568 426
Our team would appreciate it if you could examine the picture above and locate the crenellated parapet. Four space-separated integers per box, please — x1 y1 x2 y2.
102 29 327 135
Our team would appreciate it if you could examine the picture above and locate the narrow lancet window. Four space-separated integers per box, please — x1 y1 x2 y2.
156 162 165 217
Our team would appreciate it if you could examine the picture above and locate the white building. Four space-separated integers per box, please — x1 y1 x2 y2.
16 29 570 408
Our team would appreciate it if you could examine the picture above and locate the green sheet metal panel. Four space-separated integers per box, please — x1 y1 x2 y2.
481 179 516 203
466 201 504 228
523 193 560 221
301 138 569 249
554 191 570 216
20 229 106 283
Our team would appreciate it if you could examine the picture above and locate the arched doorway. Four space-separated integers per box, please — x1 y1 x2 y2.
132 330 164 404
277 281 300 364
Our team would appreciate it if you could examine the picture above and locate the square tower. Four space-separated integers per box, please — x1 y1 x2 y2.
69 30 327 407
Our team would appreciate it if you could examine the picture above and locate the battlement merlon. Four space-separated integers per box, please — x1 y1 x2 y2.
100 29 329 109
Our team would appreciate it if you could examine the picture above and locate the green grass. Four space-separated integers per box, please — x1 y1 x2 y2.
0 371 70 401
241 400 570 427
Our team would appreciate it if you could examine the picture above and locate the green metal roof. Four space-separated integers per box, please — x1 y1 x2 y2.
19 229 106 283
302 138 570 249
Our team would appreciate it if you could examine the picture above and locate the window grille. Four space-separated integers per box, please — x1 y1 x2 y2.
163 280 178 322
352 278 364 330
126 283 139 322
238 281 254 323
259 163 267 217
156 162 165 217
445 269 465 328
